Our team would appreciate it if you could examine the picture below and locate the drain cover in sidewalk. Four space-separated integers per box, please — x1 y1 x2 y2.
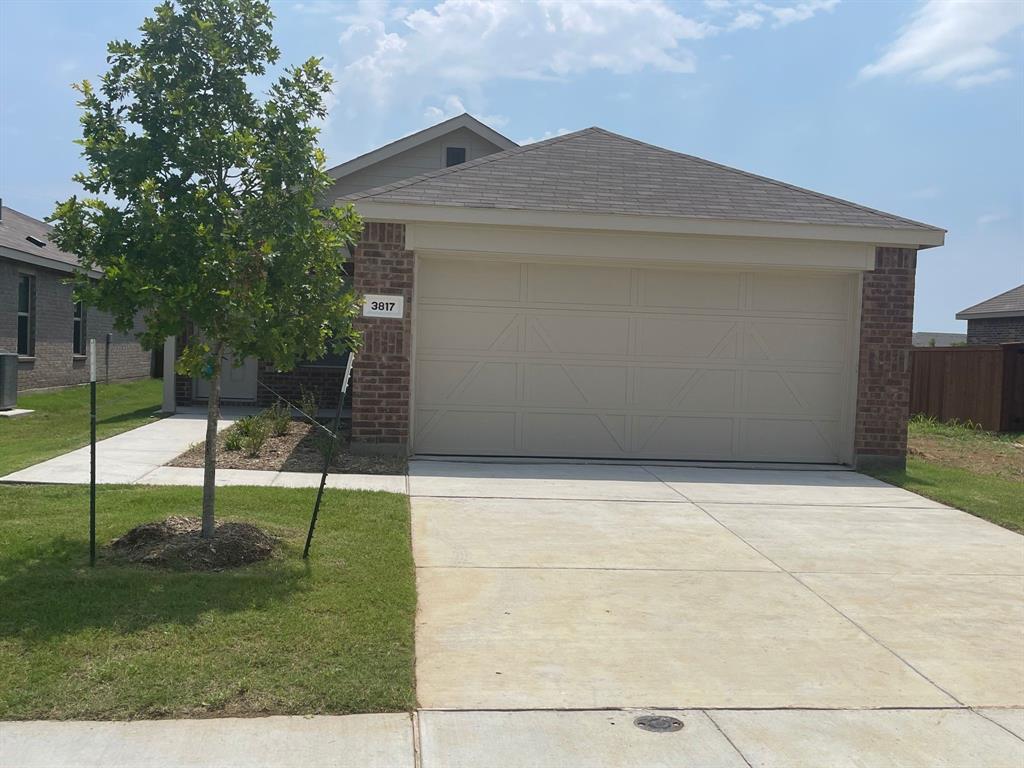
633 715 684 733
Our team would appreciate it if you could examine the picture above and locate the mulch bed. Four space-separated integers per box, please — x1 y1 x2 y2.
108 516 278 571
168 419 407 475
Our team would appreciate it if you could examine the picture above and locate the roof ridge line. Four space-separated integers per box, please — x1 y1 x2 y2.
588 127 943 232
342 128 597 202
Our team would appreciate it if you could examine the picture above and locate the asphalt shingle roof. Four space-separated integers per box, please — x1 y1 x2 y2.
342 127 942 232
957 284 1024 318
0 205 80 268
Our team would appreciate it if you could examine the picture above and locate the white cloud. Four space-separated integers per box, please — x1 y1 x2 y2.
861 0 1024 89
730 11 764 31
334 0 709 115
955 67 1013 90
755 0 838 28
422 94 508 128
517 127 572 145
331 0 838 118
977 212 1008 227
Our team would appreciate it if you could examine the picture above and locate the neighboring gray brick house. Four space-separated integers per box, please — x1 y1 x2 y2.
0 204 151 392
171 113 946 469
956 285 1024 345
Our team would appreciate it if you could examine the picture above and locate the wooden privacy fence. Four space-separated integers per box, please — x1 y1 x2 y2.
909 343 1024 432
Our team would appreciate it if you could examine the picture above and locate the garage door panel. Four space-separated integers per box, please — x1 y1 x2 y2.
418 258 521 302
527 315 630 356
637 317 738 359
750 322 847 364
639 269 742 310
524 412 628 456
414 258 856 463
741 419 840 462
418 309 521 353
417 359 518 406
415 409 518 454
743 370 844 417
526 263 630 306
525 364 628 408
749 272 850 316
635 415 735 458
634 367 737 412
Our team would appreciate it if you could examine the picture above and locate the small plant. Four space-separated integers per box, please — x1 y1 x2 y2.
234 414 264 437
240 418 270 457
223 429 244 452
299 387 319 425
264 401 291 437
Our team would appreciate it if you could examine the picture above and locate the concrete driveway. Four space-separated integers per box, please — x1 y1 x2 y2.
410 460 1024 765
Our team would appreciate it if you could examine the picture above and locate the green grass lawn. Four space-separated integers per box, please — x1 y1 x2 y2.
0 378 164 476
865 416 1024 533
0 483 415 719
869 458 1023 533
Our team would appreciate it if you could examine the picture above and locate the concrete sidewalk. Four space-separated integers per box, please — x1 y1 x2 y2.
0 412 406 493
3 708 1021 767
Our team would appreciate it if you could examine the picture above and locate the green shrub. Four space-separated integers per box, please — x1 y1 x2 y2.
264 401 291 437
223 429 244 452
235 414 265 437
240 418 270 457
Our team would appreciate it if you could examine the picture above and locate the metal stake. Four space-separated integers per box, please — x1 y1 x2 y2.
89 338 97 567
303 352 355 559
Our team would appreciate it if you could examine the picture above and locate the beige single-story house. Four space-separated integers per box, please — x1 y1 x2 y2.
169 114 945 469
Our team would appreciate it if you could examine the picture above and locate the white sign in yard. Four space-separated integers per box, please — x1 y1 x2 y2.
362 294 404 319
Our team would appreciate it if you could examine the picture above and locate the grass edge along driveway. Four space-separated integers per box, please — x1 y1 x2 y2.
865 417 1023 534
0 378 164 477
0 483 415 720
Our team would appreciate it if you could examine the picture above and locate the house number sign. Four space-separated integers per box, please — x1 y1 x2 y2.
362 294 404 319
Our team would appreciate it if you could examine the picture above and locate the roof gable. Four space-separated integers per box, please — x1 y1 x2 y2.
326 113 517 181
956 284 1024 319
343 127 943 235
0 205 82 272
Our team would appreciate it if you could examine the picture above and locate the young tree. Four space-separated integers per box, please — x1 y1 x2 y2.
50 0 362 537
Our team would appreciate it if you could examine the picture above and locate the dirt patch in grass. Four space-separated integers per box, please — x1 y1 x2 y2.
909 435 1024 483
906 416 1024 483
109 516 278 571
169 420 406 475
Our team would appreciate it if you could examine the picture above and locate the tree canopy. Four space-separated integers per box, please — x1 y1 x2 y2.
50 0 362 377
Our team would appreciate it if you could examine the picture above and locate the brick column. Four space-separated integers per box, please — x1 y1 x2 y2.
350 222 414 456
854 247 917 470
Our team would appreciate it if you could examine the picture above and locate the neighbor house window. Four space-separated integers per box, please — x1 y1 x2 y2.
17 274 36 356
445 146 466 167
73 301 86 356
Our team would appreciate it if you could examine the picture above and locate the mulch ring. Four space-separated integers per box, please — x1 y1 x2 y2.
108 516 278 571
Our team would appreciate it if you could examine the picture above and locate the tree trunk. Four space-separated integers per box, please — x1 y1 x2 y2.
201 344 223 539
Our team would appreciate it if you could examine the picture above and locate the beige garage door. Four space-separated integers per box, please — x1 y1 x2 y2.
413 256 858 462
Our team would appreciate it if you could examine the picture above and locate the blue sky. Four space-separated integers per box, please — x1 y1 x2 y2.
2 0 1021 331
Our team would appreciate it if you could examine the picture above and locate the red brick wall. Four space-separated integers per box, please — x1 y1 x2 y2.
350 222 414 455
854 246 917 469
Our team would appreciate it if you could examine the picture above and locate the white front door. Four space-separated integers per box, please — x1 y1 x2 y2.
195 352 258 402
